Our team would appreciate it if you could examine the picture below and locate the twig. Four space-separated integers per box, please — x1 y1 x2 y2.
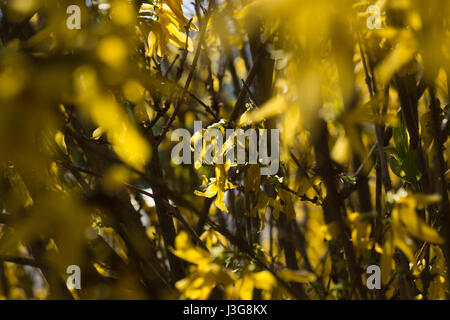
207 220 308 299
0 214 12 225
229 48 265 123
158 0 216 143
0 255 39 267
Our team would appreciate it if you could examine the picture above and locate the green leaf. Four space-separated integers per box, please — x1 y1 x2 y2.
393 124 409 158
207 119 228 129
389 155 404 178
339 174 356 185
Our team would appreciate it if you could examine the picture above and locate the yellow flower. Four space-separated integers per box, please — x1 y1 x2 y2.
171 232 234 299
383 189 443 274
194 164 236 212
140 1 196 57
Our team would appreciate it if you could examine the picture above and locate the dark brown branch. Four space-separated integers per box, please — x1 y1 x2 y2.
229 48 265 123
0 214 12 225
158 0 216 143
208 220 308 299
313 119 367 299
0 255 39 267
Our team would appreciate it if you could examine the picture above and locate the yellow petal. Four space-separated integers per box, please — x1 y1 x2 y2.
278 269 317 283
194 184 218 198
239 96 288 125
252 271 277 291
400 206 444 245
214 189 229 213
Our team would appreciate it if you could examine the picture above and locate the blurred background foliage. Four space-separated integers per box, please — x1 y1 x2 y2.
0 0 449 300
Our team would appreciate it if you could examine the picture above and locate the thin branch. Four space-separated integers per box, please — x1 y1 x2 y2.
0 214 12 225
207 220 308 299
158 0 216 143
229 48 265 123
0 255 39 267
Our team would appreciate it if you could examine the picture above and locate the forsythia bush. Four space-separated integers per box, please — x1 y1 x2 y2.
0 0 449 300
